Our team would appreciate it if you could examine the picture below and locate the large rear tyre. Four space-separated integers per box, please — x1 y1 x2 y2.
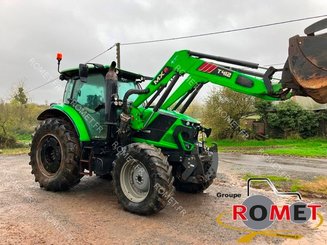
112 143 174 215
29 118 82 191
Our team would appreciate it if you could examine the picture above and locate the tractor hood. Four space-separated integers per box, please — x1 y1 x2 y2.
158 109 200 124
142 107 200 124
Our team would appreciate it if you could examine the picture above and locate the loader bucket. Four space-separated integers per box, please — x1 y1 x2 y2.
282 18 327 104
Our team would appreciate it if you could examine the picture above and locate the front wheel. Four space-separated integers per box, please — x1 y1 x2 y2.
112 143 174 215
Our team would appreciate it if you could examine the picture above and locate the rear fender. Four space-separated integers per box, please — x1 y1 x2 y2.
37 104 91 142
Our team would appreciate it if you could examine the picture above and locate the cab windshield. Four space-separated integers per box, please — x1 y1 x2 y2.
118 81 138 102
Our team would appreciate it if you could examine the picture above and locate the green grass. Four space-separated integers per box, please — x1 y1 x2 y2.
0 133 31 155
243 173 290 182
15 133 32 145
213 138 327 158
243 174 327 198
243 173 294 190
0 147 29 155
299 176 327 196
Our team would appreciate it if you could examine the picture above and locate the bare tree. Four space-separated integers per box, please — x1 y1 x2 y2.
203 87 255 139
11 83 29 123
0 100 13 136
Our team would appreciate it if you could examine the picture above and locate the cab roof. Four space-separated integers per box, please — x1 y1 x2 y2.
60 63 152 82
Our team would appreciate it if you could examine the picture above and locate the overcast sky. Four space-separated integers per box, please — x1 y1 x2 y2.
0 0 326 105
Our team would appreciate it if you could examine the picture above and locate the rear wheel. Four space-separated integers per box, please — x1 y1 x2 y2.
112 143 174 215
29 118 82 191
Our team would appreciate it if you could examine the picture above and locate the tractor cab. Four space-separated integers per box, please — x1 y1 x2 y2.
59 64 151 140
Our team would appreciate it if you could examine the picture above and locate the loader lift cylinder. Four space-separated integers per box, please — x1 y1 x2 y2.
153 74 181 112
180 83 204 113
189 51 260 69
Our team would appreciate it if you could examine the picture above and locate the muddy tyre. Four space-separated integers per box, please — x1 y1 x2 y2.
29 118 82 191
112 143 174 215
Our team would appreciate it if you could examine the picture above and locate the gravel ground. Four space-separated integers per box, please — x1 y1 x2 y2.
219 152 327 180
0 154 326 244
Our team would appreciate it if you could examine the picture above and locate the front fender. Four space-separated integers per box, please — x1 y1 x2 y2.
37 104 91 142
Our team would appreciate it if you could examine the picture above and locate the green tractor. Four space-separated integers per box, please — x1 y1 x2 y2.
29 19 327 215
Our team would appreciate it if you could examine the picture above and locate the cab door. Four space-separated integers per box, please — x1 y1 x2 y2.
71 73 107 139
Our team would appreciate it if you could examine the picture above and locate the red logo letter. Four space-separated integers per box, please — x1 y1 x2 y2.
270 205 290 221
307 204 321 220
232 205 247 220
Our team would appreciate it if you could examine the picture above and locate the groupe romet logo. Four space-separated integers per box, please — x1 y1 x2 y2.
232 178 322 230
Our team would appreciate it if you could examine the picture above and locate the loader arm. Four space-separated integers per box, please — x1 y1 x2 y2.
133 18 327 111
132 50 291 112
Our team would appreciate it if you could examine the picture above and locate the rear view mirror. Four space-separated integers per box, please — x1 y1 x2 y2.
79 64 88 82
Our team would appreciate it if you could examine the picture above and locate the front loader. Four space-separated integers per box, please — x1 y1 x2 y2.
29 18 327 215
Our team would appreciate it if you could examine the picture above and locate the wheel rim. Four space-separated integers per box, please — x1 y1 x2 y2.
120 160 150 203
36 134 62 176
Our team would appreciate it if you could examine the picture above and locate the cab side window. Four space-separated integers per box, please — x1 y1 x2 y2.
73 74 105 110
63 79 74 104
